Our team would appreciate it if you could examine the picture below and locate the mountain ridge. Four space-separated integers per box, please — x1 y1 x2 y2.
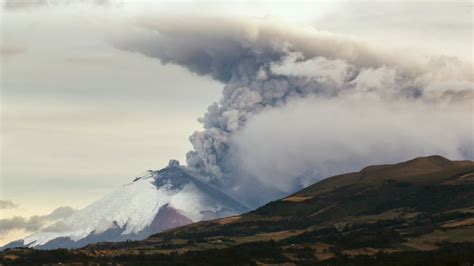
2 155 474 265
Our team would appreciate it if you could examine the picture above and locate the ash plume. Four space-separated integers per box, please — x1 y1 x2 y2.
116 16 473 207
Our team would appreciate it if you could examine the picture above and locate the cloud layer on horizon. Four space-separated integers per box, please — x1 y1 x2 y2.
0 206 75 237
0 200 18 210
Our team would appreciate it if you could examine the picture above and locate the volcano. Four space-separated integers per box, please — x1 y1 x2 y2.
3 160 248 250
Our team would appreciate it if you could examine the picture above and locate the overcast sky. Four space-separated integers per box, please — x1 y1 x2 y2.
0 0 472 245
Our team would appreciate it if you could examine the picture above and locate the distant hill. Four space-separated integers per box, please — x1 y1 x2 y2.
2 155 474 265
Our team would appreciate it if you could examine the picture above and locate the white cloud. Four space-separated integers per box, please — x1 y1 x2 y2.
230 96 472 195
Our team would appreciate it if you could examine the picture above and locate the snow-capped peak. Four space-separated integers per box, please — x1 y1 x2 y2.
4 163 248 250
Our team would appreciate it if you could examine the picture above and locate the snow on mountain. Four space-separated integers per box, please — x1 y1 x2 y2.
3 160 249 250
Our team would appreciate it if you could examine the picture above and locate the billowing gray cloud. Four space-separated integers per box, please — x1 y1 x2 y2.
0 200 18 209
116 16 473 207
0 206 75 235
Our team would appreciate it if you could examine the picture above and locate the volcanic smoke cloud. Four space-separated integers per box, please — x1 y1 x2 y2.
116 16 473 207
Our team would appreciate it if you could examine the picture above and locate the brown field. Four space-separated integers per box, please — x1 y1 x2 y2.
342 247 400 256
282 195 314 202
233 229 304 244
441 217 474 228
218 215 241 225
404 226 474 251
